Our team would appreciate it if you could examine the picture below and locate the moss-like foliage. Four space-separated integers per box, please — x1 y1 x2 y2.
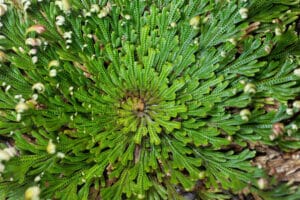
0 0 300 199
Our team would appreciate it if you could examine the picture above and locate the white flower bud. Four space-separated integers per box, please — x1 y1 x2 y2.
90 4 99 13
189 16 200 28
98 9 108 18
0 150 10 161
55 15 65 26
49 69 57 77
286 108 293 115
57 152 65 158
291 124 298 130
293 100 300 109
34 175 41 182
16 113 22 121
228 38 237 46
48 60 60 68
32 94 38 100
15 102 29 113
220 51 226 57
3 147 17 157
275 27 282 36
32 83 45 93
0 3 7 17
32 56 38 64
257 178 268 190
124 14 131 20
244 83 256 94
25 186 40 200
240 109 251 121
239 8 248 19
63 31 72 39
293 68 300 77
29 49 37 55
137 194 145 199
47 139 56 154
25 38 42 47
62 0 71 12
264 45 271 54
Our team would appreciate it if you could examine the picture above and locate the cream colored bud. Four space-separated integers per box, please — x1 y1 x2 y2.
15 102 29 113
275 27 282 36
57 152 65 158
90 4 99 13
49 69 57 77
264 45 271 54
25 186 40 200
3 147 17 157
32 56 38 64
29 49 37 55
0 3 7 17
293 100 300 109
240 109 251 121
48 60 60 68
239 8 248 19
291 124 298 130
0 150 10 161
62 0 71 12
257 178 268 190
286 108 293 115
34 175 41 182
47 139 56 154
124 14 131 20
244 83 256 94
189 16 200 28
293 68 300 77
98 10 108 18
228 38 237 46
25 38 42 47
137 194 145 199
55 15 65 26
32 83 45 93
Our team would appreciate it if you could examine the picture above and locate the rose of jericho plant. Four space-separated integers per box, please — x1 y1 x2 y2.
0 0 300 199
